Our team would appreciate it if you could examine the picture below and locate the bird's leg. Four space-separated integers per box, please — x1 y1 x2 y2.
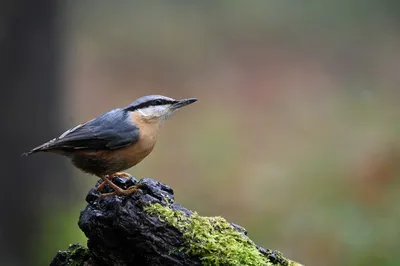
98 175 124 193
99 182 143 199
96 172 132 191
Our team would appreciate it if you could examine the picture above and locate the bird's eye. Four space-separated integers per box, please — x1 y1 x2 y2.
154 99 163 105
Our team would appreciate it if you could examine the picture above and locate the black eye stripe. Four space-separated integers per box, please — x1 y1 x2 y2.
153 99 168 105
125 99 176 111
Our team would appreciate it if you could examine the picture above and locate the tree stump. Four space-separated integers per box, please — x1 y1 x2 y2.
50 177 304 266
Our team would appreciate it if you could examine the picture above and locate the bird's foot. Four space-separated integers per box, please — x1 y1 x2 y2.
99 183 143 199
97 172 132 191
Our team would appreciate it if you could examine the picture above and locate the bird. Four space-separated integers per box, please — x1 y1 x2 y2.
23 95 197 198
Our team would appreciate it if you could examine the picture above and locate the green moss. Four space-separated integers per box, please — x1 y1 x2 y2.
50 243 90 266
68 244 89 266
144 203 303 266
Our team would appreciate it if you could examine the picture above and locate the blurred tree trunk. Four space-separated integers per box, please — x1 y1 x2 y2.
0 0 71 266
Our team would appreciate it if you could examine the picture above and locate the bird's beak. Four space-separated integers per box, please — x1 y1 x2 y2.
171 98 197 109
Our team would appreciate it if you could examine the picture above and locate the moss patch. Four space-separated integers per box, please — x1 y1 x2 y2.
50 243 90 266
145 203 301 266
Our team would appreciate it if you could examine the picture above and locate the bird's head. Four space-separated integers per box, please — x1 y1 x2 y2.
124 95 197 123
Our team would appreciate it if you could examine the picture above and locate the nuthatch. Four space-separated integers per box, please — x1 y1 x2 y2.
24 95 197 198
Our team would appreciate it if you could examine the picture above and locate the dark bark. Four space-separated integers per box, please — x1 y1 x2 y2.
80 177 203 266
50 177 302 266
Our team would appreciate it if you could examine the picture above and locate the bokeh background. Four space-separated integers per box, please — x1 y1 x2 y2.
2 1 400 266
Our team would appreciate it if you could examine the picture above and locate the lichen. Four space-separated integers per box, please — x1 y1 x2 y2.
145 203 301 266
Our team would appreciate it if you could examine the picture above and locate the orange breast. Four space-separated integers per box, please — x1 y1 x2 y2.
71 113 162 176
104 114 161 170
115 129 157 168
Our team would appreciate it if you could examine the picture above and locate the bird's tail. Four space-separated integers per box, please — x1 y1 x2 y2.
22 146 44 156
22 140 55 156
22 151 33 156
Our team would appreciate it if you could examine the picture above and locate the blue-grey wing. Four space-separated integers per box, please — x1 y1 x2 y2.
29 109 139 153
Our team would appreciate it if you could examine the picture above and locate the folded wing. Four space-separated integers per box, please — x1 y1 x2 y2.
24 109 139 155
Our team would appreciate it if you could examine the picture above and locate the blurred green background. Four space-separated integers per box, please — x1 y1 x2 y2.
3 1 400 266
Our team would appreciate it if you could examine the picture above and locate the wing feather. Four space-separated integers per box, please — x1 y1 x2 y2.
24 109 139 155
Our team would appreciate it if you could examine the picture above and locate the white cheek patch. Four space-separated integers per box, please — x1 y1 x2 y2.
138 105 169 118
